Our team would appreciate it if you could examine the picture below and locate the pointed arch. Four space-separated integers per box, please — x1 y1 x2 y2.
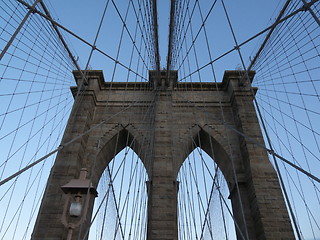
85 124 149 239
176 124 239 188
89 147 149 240
175 125 250 239
90 124 149 186
177 146 237 239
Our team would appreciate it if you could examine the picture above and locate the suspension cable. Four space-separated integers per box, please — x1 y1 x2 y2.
15 0 148 80
220 0 303 238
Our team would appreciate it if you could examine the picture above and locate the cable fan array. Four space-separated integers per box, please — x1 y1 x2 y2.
0 1 75 239
170 0 320 239
0 0 319 239
251 1 320 238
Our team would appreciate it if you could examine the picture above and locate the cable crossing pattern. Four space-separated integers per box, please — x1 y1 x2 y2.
0 0 319 239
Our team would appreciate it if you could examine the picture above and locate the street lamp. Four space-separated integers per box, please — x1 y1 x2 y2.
60 168 98 240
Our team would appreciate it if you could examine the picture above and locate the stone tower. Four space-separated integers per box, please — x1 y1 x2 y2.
32 70 294 239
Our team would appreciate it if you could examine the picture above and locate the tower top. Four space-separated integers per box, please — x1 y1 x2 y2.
149 70 178 89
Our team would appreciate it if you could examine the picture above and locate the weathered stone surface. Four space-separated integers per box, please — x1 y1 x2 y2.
32 70 294 240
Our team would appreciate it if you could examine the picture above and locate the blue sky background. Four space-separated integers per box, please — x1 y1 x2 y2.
45 0 284 80
0 0 319 239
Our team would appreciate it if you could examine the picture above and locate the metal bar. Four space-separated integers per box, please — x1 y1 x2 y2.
151 0 160 71
167 0 176 71
248 0 292 71
0 0 42 61
301 0 320 26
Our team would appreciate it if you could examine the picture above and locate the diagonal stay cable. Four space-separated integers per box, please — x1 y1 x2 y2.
80 90 157 240
109 0 133 83
15 0 148 81
38 1 87 82
0 100 144 187
301 0 320 26
0 0 41 61
173 90 320 184
178 0 320 82
248 0 293 71
220 1 312 237
110 0 150 70
71 0 111 112
0 101 73 202
176 0 218 72
255 100 320 194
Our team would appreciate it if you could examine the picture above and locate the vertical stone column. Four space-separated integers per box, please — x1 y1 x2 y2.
226 71 294 239
147 88 178 240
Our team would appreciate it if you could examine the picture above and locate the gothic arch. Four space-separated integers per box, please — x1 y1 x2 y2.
176 124 239 189
176 146 236 239
90 142 149 239
90 124 149 186
32 70 294 240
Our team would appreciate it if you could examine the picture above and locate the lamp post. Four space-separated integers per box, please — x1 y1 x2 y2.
60 168 98 240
